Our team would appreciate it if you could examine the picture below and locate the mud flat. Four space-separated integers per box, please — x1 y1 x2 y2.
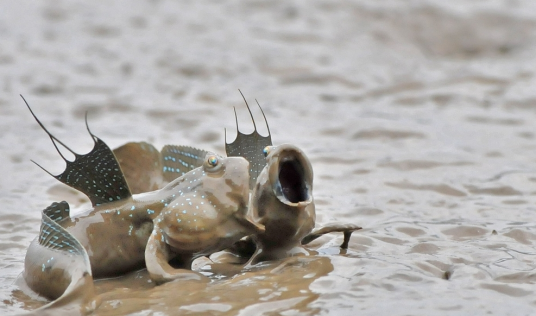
2 1 536 315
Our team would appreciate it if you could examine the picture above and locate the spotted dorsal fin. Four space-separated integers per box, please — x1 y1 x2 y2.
43 201 70 223
161 145 208 182
22 96 132 206
39 201 86 256
225 91 272 189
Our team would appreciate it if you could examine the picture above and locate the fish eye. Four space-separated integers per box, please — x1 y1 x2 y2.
207 155 218 167
263 146 273 157
203 153 224 173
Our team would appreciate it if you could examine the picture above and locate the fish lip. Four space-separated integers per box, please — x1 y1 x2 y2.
269 145 313 206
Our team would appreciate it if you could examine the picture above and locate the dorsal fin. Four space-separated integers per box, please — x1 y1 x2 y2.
22 96 132 206
160 145 207 182
39 201 86 256
225 91 272 189
43 201 70 223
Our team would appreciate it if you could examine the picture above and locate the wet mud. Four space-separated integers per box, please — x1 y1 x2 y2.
3 0 536 315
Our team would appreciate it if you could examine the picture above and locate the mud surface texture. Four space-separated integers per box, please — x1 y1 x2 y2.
2 1 536 315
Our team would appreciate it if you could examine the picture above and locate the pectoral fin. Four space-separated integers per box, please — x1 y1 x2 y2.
301 223 362 249
227 236 257 258
145 226 208 285
234 214 265 235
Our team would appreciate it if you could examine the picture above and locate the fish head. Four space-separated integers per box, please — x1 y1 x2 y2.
198 152 251 215
249 144 315 248
264 144 314 206
196 152 264 234
155 152 264 258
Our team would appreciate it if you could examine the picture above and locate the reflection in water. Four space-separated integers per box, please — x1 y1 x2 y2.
10 287 47 312
90 255 334 315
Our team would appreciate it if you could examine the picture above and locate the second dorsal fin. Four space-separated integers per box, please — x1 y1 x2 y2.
22 96 132 206
160 145 207 182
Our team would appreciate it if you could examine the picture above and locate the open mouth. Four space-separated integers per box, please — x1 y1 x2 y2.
278 157 308 203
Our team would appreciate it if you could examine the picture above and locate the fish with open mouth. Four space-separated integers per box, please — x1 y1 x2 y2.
241 143 317 265
113 93 362 265
19 97 263 313
226 138 361 266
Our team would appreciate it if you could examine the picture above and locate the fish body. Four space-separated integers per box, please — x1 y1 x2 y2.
245 144 316 264
21 98 262 311
52 153 253 277
23 152 257 304
144 154 264 284
220 97 361 262
113 97 362 266
223 143 361 264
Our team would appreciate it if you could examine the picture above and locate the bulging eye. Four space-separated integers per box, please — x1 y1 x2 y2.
263 146 273 157
203 153 223 173
207 155 218 167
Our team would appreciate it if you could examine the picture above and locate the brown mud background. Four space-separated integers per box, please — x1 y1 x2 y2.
2 1 536 315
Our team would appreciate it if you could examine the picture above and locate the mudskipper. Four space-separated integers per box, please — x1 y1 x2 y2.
113 93 362 265
20 97 263 313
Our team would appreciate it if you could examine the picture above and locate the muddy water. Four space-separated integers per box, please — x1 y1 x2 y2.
2 0 536 315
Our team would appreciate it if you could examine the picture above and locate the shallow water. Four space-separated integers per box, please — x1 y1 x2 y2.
2 0 536 315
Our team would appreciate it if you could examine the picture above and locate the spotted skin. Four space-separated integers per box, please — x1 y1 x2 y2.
54 136 132 206
39 202 82 255
24 203 96 313
145 154 264 284
161 145 207 182
42 201 70 224
112 96 361 266
112 143 208 195
24 152 260 305
112 92 271 192
22 99 262 306
22 95 132 206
